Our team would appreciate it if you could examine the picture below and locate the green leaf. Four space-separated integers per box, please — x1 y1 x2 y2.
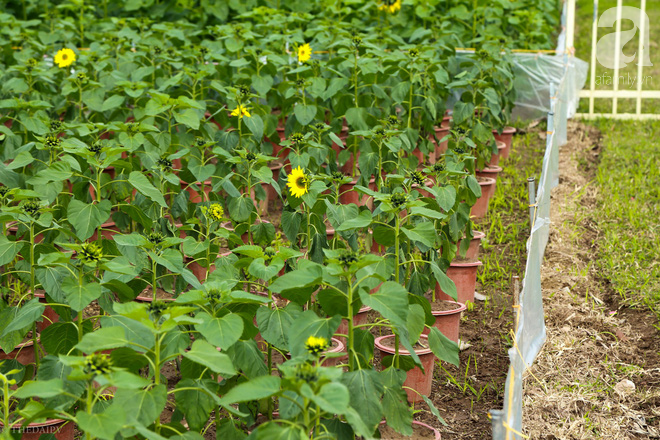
195 312 244 350
114 385 168 428
219 375 281 405
335 210 372 232
14 379 64 398
102 95 125 112
430 262 457 301
75 326 129 353
228 195 254 222
225 340 267 379
251 74 273 95
294 104 316 126
287 310 341 358
380 368 413 436
243 113 263 140
345 107 369 131
256 304 302 350
340 369 383 431
406 304 425 345
129 171 167 208
67 200 112 241
428 327 459 366
76 404 126 440
183 340 237 376
358 282 408 329
0 235 24 266
6 151 34 170
433 185 457 212
1 299 44 336
174 108 201 130
269 262 323 303
466 175 482 198
62 278 102 312
174 379 215 431
401 222 436 247
302 382 350 415
41 322 78 355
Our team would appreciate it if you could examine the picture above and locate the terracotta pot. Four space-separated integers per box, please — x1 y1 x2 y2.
0 339 36 365
435 260 483 304
457 230 485 260
476 166 502 199
335 306 372 346
374 335 435 403
431 126 450 160
488 141 507 167
321 337 346 367
493 126 516 160
440 115 452 129
422 300 466 343
470 177 496 219
378 420 441 440
0 419 75 440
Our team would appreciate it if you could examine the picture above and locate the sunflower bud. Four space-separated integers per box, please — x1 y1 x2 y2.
305 335 329 357
84 353 112 376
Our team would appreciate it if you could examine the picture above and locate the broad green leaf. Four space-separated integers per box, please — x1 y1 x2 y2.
175 379 216 431
14 379 64 398
183 340 237 376
174 108 201 130
256 304 302 350
428 327 459 366
335 210 372 232
113 385 167 428
128 171 167 208
228 195 254 222
302 382 350 415
340 369 383 431
219 375 281 405
75 326 129 353
76 404 126 440
1 299 44 336
401 222 436 247
6 151 34 170
102 95 125 112
41 322 78 355
433 185 457 212
62 278 102 312
243 113 263 140
67 200 112 241
195 312 243 350
294 104 316 126
380 368 413 436
225 340 267 379
287 310 341 358
430 262 457 301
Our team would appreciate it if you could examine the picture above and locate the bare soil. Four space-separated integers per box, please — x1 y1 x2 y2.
523 121 660 439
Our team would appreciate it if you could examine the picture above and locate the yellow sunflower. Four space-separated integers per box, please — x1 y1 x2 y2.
206 203 224 222
54 48 76 68
287 167 309 198
297 43 312 63
378 0 402 13
305 335 329 356
230 104 251 119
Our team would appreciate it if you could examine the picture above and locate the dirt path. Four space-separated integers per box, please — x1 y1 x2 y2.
523 121 660 439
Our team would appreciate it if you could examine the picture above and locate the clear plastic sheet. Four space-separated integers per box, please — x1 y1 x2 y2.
488 53 588 440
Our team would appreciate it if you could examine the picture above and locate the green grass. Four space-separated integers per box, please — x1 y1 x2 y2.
477 129 546 290
588 119 660 317
574 0 660 114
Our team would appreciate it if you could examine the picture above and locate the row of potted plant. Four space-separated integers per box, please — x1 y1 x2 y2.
0 1 547 438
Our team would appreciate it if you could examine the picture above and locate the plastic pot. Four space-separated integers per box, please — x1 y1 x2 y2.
456 230 486 261
335 306 372 346
493 126 516 160
422 300 466 343
435 260 483 304
488 141 507 167
378 420 441 440
321 337 346 367
0 419 75 440
0 339 37 365
374 335 435 403
431 126 450 160
470 177 497 219
476 166 502 199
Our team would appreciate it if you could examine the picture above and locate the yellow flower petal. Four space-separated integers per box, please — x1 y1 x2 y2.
287 167 309 198
54 48 76 68
297 43 312 63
